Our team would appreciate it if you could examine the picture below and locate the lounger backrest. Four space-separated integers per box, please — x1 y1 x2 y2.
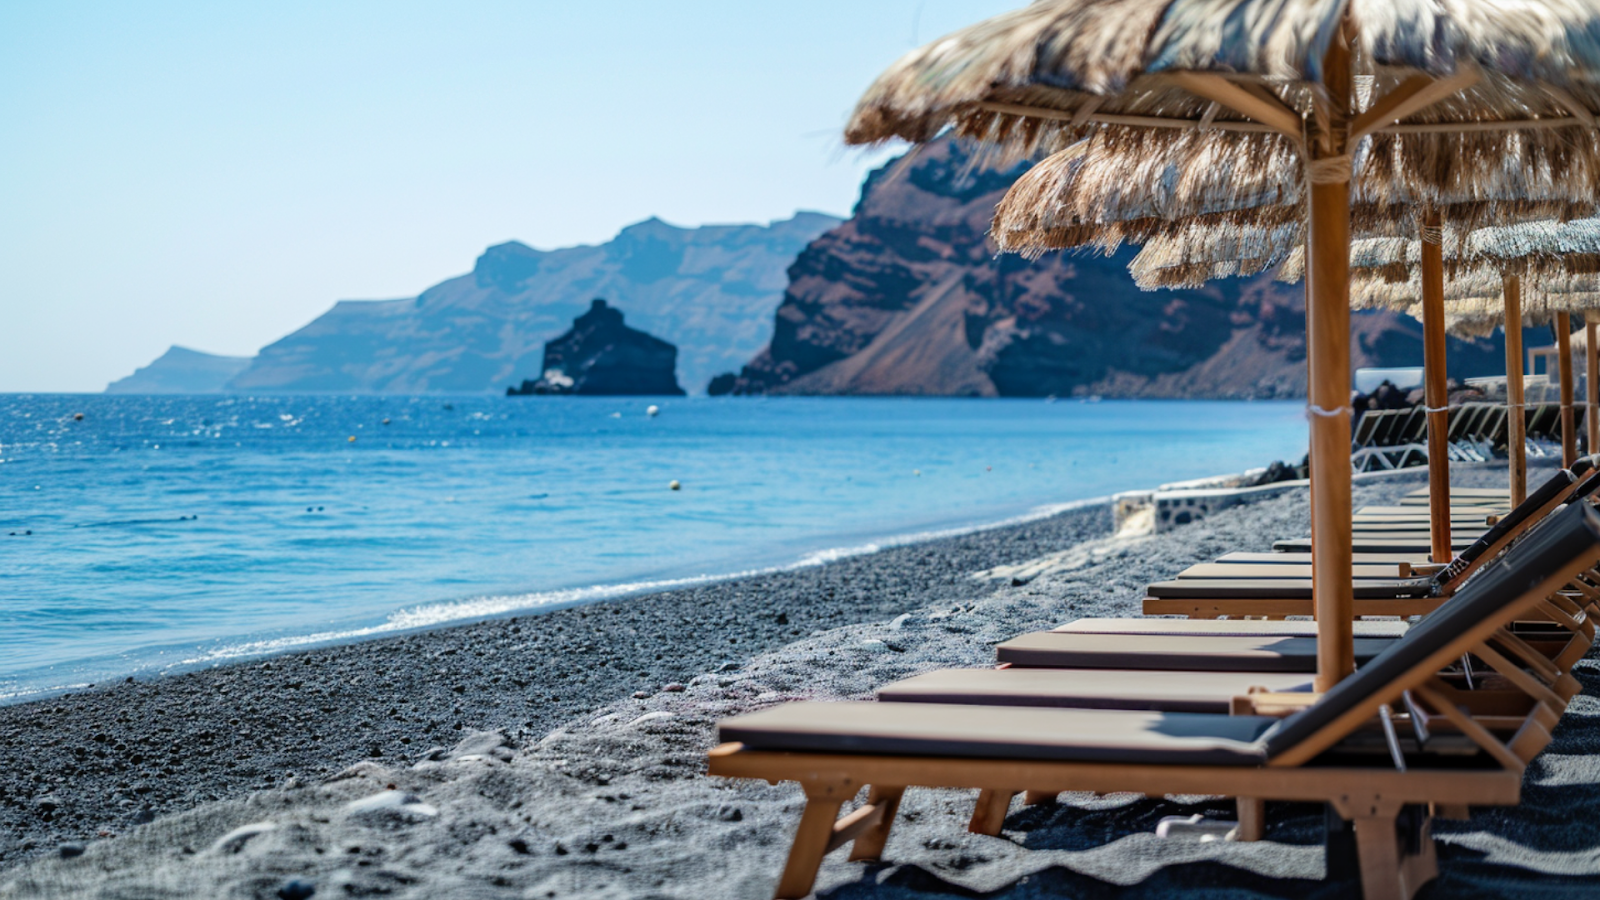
1262 501 1600 761
1368 409 1397 445
1352 413 1375 447
1399 408 1428 444
1431 468 1577 587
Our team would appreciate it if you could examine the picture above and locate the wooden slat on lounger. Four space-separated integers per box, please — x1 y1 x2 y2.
719 701 1277 765
994 632 1392 672
878 669 1315 714
1052 618 1409 639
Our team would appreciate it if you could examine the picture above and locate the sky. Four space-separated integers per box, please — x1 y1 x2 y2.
0 0 1018 393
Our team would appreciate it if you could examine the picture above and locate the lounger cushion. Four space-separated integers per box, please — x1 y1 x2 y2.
719 701 1274 765
1052 618 1409 639
1218 552 1426 565
1273 537 1476 553
995 632 1392 672
1177 563 1410 579
879 668 1315 714
1146 577 1434 600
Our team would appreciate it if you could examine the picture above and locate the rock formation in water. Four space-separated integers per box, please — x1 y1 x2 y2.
507 299 684 396
713 138 1521 398
105 346 254 394
227 212 838 394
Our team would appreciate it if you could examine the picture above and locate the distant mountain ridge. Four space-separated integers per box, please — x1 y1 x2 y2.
221 212 839 394
718 138 1517 399
105 346 253 394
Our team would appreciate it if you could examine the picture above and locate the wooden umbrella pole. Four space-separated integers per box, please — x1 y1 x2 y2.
1559 312 1576 467
1504 275 1527 505
1307 28 1355 691
1587 318 1598 456
1419 211 1451 563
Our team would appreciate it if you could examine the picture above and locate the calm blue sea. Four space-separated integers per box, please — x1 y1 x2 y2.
0 394 1308 702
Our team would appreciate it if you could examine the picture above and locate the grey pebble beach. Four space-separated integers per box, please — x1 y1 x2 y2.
4 464 1598 899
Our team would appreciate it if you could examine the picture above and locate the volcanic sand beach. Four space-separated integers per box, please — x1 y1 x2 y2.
4 464 1599 898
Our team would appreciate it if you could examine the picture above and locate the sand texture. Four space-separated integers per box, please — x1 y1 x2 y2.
6 464 1600 899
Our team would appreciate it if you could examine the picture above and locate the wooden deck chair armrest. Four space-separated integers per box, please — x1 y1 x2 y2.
1470 642 1567 712
1231 692 1321 717
1410 563 1445 576
1534 597 1584 635
1410 685 1547 717
1544 589 1586 618
1413 681 1528 773
1485 515 1501 526
1490 628 1565 683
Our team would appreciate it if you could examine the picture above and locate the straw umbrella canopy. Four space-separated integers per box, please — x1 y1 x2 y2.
1330 222 1600 488
847 1 1600 688
1358 272 1600 472
1000 158 1596 581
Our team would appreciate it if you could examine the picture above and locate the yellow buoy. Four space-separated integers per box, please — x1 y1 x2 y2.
348 436 356 442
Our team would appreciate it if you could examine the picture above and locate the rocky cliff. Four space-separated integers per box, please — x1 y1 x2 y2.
105 346 254 394
716 139 1515 398
228 212 838 394
507 299 683 396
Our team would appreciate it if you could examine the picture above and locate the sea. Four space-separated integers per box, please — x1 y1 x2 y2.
0 394 1309 703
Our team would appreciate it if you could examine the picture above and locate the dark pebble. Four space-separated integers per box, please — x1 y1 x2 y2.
58 842 85 859
507 838 530 855
277 879 316 900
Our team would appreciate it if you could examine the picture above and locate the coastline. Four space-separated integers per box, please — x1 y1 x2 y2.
6 463 1595 900
0 494 1114 707
0 494 1118 871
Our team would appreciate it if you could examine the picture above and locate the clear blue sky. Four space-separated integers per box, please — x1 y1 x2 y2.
1 0 1016 392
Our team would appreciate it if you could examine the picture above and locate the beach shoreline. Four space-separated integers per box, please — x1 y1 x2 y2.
7 462 1596 900
1 492 1120 871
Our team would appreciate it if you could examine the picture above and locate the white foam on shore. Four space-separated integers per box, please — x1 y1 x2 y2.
171 495 1110 669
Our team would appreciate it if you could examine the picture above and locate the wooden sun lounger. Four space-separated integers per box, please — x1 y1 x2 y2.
1219 550 1432 568
1356 505 1505 516
1170 468 1595 618
1052 618 1410 638
1274 536 1479 553
994 632 1396 671
1174 562 1422 580
708 502 1600 900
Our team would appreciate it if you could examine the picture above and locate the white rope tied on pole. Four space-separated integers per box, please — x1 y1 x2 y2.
1420 221 1445 245
1305 154 1353 185
1423 405 1452 414
1306 404 1350 418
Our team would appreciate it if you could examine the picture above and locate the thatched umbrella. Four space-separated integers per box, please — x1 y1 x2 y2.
1332 224 1600 483
847 0 1600 689
999 131 1600 560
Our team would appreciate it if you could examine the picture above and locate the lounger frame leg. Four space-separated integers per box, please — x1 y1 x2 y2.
1022 790 1056 806
1235 797 1265 841
1335 797 1437 900
776 792 845 899
968 789 1015 836
847 785 904 861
